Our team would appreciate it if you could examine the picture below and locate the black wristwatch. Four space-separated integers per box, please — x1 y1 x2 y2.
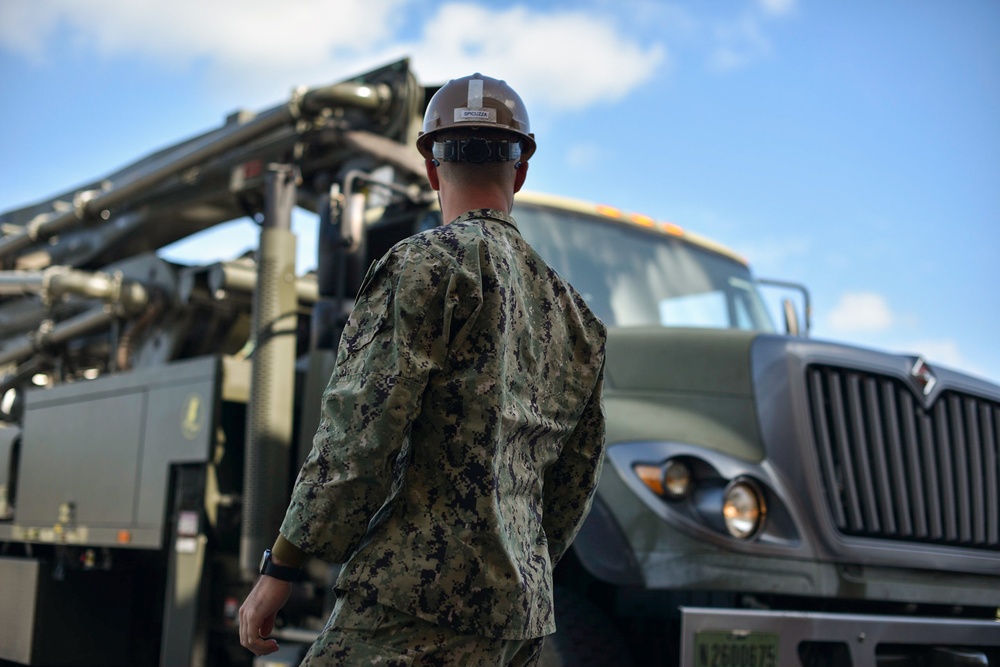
258 549 301 581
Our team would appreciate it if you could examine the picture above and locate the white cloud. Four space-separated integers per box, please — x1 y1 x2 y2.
758 0 797 17
565 142 600 170
404 5 665 110
0 2 61 60
827 292 894 333
0 0 405 66
707 15 772 73
0 1 666 112
0 0 411 107
738 236 811 269
702 0 797 74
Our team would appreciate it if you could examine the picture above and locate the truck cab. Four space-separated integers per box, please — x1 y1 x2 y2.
507 194 1000 667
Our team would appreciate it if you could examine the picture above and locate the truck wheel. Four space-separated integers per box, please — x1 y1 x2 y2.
537 586 636 667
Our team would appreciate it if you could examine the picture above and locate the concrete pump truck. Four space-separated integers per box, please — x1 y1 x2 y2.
1 60 998 667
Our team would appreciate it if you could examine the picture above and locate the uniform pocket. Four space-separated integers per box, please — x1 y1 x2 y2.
328 592 388 634
339 285 394 361
312 596 416 666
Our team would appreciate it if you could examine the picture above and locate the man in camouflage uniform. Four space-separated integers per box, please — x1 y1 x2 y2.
240 73 607 665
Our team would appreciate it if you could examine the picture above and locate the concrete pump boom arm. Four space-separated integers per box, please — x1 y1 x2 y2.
0 59 427 270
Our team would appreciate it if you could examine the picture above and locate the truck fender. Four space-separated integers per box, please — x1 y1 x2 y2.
569 495 643 587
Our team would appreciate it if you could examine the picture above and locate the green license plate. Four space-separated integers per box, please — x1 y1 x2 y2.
694 630 779 667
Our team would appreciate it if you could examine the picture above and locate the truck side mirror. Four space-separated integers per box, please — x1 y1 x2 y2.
757 278 812 337
782 298 800 337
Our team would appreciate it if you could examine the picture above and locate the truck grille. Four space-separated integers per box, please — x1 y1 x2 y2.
807 365 1000 549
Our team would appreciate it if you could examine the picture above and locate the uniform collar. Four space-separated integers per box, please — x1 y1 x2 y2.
449 208 519 232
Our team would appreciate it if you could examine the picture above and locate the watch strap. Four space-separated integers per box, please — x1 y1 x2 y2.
259 549 300 581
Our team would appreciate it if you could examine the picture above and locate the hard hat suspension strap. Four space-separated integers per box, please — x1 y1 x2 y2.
432 137 522 164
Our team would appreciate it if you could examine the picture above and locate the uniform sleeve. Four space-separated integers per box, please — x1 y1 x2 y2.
541 361 607 566
279 243 458 563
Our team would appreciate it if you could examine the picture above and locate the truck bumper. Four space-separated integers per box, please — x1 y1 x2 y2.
680 606 1000 667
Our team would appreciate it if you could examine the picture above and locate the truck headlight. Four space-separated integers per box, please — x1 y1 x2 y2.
663 459 692 499
634 458 693 500
722 478 766 539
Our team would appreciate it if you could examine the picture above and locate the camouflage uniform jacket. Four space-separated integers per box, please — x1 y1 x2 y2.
280 208 607 640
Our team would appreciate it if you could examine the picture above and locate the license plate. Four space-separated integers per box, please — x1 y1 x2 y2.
694 630 779 667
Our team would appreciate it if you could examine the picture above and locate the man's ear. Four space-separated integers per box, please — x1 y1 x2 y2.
425 159 441 191
513 160 528 194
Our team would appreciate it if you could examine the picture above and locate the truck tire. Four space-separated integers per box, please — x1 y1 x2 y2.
537 586 636 667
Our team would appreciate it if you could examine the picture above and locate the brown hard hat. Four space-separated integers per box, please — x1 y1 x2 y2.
417 73 536 161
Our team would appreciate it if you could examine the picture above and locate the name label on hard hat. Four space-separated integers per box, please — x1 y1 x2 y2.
455 108 496 123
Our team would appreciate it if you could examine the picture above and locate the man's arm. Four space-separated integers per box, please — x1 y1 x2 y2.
239 242 462 655
541 361 607 565
238 560 293 657
277 244 458 563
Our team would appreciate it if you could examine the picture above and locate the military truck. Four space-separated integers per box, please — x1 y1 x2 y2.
0 60 997 667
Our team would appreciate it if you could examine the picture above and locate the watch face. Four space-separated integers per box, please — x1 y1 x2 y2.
259 549 270 573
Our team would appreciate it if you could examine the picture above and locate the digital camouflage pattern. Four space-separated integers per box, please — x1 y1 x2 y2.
300 590 544 666
280 208 607 640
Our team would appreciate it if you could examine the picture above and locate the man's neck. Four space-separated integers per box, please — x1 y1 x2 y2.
439 189 512 224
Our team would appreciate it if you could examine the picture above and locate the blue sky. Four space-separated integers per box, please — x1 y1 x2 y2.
1 0 998 383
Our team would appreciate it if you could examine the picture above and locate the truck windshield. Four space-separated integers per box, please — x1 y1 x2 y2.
513 202 776 332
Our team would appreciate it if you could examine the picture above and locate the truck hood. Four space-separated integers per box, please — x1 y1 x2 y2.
604 326 757 395
602 327 765 462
